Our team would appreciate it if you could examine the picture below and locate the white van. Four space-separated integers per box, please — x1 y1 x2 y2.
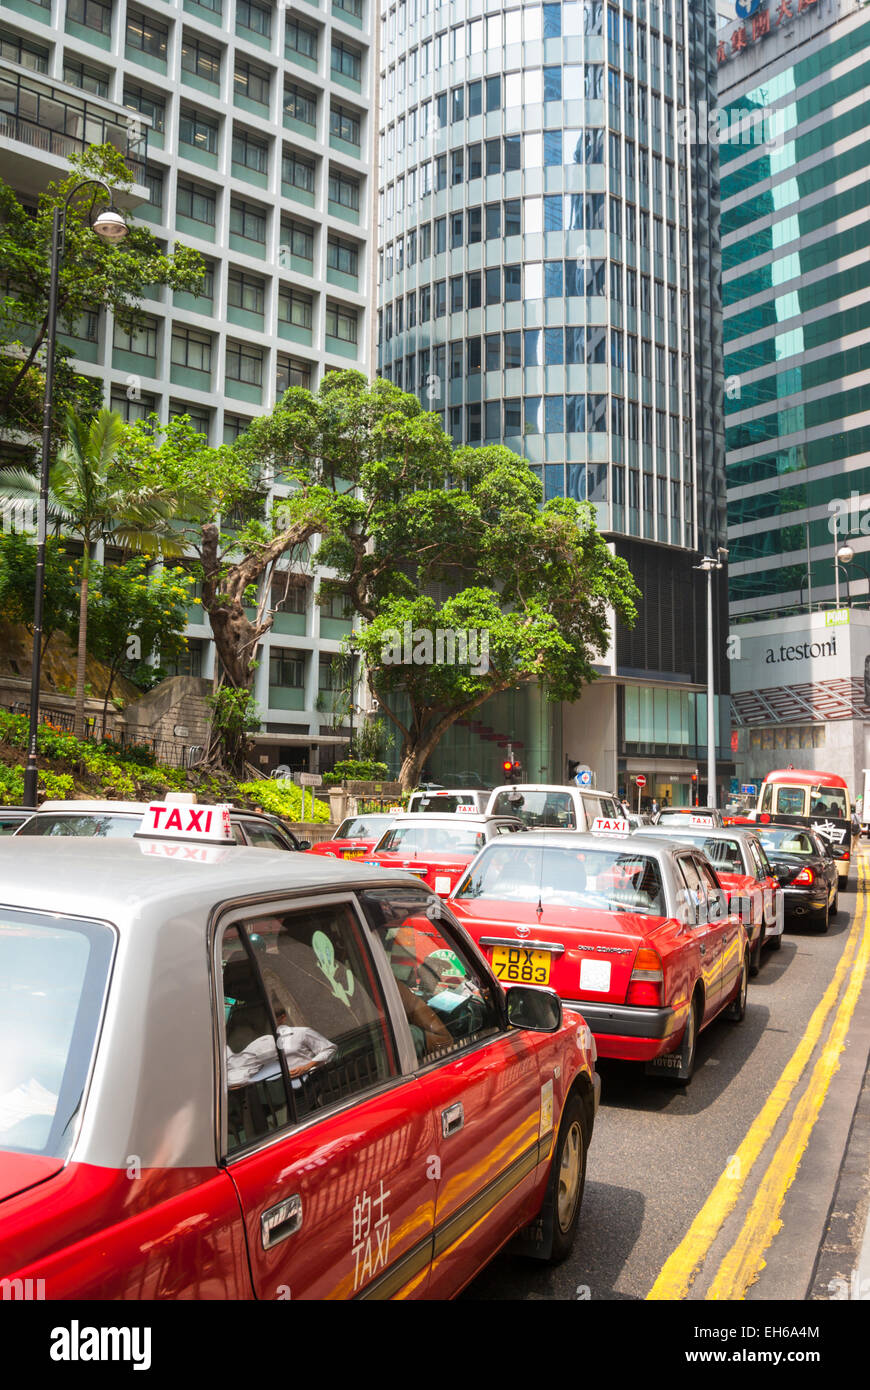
407 788 490 814
485 783 622 830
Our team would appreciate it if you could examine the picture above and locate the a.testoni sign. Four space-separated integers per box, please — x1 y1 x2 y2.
729 610 870 726
718 0 821 66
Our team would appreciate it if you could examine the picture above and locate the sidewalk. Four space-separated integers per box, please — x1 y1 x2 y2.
809 1042 870 1299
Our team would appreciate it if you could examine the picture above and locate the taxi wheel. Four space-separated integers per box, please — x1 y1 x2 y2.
812 903 829 933
767 929 782 951
542 1093 588 1264
831 888 839 918
725 954 748 1023
749 929 763 977
664 994 699 1086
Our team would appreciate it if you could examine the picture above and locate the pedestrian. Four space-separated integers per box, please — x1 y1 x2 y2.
651 798 659 817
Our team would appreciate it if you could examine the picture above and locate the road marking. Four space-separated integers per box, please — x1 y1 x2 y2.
647 857 868 1300
706 858 870 1298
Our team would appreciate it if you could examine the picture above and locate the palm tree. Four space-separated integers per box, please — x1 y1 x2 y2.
3 408 186 737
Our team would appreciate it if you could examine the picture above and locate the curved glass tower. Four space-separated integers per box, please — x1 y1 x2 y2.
376 0 729 802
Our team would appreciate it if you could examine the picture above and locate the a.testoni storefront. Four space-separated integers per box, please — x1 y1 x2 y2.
729 608 870 800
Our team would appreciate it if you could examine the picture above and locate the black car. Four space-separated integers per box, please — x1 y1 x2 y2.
754 823 839 932
0 806 34 835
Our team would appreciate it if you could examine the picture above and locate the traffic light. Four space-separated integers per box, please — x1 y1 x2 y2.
502 759 521 783
567 759 580 780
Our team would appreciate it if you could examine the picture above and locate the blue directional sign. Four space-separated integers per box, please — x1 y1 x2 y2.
575 767 593 787
741 784 757 796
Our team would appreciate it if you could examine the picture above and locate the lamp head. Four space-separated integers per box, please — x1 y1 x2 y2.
92 208 128 243
837 544 855 564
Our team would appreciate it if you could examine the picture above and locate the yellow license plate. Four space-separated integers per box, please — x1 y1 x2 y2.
343 849 364 858
490 945 552 985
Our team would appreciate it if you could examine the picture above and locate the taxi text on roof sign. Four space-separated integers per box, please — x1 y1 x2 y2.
689 815 715 827
591 816 631 835
137 802 234 843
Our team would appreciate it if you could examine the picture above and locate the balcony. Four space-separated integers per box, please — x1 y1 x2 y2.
0 64 149 202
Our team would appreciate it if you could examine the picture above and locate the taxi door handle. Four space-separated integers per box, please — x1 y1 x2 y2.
441 1102 464 1138
261 1194 303 1250
698 944 706 957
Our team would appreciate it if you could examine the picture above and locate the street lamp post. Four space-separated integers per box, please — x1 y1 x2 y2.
693 547 729 810
21 181 127 808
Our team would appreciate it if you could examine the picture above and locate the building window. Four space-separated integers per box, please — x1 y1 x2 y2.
230 198 266 244
328 170 360 211
144 166 164 209
271 578 307 614
171 326 212 372
228 269 266 315
169 402 211 437
277 355 313 392
282 149 315 193
70 0 113 36
284 82 317 126
270 649 305 688
236 0 271 38
286 17 318 60
333 0 363 17
179 108 219 155
326 303 358 344
223 413 251 442
330 103 361 146
331 39 361 81
176 177 216 225
0 34 49 70
235 59 270 106
278 286 313 329
181 36 222 84
232 130 269 174
226 341 263 386
281 218 314 264
110 389 157 421
125 9 167 56
124 82 165 132
69 307 100 342
62 59 110 96
115 314 158 358
327 236 358 276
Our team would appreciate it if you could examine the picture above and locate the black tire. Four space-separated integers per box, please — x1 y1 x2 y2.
830 888 839 918
767 929 782 952
749 928 763 977
541 1092 588 1264
662 993 699 1086
725 953 748 1022
812 904 829 933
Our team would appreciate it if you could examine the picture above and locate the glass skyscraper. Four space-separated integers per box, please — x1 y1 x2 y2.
376 0 731 802
720 0 870 617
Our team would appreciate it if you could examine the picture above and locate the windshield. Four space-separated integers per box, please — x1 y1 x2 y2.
0 911 114 1159
490 790 576 829
336 816 392 840
377 825 486 855
810 786 848 818
16 813 140 837
455 843 666 915
758 827 817 855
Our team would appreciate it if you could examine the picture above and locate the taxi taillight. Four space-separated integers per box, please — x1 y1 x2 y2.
793 866 814 886
626 947 664 1008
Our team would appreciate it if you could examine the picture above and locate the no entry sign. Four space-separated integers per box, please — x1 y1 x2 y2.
635 775 647 788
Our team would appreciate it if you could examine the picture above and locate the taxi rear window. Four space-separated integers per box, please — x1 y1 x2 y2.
408 794 474 813
490 791 576 829
455 843 666 915
377 825 485 855
336 816 392 839
16 813 139 838
0 911 114 1159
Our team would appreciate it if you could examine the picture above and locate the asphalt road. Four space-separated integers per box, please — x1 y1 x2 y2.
465 851 870 1302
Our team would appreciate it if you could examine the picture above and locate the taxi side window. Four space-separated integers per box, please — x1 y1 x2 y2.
241 821 293 851
358 886 501 1065
221 903 398 1154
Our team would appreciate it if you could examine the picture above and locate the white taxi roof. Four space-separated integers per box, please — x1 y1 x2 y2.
385 812 519 825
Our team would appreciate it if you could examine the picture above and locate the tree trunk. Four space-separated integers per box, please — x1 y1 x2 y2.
398 747 428 794
73 543 91 740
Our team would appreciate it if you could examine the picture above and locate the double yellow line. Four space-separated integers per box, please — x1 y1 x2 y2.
648 853 870 1301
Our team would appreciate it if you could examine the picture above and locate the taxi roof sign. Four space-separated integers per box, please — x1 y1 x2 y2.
136 802 234 843
591 816 631 835
689 815 715 827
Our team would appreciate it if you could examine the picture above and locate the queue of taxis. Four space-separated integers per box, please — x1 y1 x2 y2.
449 822 749 1084
632 821 783 975
364 813 525 898
0 804 599 1299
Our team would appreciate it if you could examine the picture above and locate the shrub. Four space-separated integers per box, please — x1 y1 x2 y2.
237 780 330 823
322 759 390 786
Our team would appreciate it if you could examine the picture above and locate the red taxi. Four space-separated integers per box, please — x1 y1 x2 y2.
449 825 749 1085
306 814 396 860
365 813 524 898
0 804 599 1299
633 823 783 975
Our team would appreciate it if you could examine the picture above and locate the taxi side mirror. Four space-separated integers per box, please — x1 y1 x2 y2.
505 986 563 1033
296 840 311 851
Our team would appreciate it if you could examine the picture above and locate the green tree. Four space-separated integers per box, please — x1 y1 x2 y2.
86 558 193 733
0 144 203 441
0 531 78 658
120 375 640 784
3 408 187 736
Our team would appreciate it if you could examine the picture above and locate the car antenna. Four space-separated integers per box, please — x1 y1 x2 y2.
536 845 544 920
